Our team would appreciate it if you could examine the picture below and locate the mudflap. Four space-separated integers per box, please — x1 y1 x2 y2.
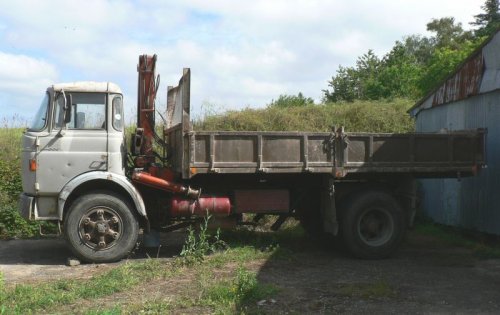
321 175 339 235
19 193 35 220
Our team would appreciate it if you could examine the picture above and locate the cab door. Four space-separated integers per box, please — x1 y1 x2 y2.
36 92 108 197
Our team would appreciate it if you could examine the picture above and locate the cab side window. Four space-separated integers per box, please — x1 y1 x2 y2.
112 96 124 131
54 93 106 130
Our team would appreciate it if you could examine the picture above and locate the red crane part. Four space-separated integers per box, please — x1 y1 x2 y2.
148 165 175 182
132 171 187 194
170 196 231 217
137 54 158 158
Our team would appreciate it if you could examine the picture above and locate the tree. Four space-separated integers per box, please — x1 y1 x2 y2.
398 35 434 65
269 92 314 108
471 0 500 37
417 39 483 94
426 17 473 49
323 50 383 102
323 65 360 102
323 15 483 102
379 42 423 99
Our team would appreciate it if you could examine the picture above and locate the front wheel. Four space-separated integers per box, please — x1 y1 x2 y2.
341 191 406 259
64 192 139 263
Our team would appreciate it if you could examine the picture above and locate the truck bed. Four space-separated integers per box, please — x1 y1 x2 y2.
163 68 486 179
166 125 485 179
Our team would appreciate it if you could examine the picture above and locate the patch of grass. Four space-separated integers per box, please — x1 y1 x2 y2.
84 306 122 315
83 264 279 315
338 280 396 299
194 99 415 133
0 272 6 314
414 222 500 259
0 259 173 313
205 228 302 268
222 224 303 249
199 266 279 314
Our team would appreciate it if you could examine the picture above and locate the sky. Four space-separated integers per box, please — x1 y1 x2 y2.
0 0 484 126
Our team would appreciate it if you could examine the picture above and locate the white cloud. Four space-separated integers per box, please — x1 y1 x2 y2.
0 52 57 102
0 52 58 123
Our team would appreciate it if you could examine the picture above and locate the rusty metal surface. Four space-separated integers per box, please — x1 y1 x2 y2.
234 190 290 214
189 131 332 176
186 129 485 178
432 52 484 107
165 68 191 178
170 196 231 217
137 54 158 158
411 31 500 116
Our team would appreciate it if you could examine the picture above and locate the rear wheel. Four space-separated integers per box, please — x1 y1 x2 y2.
64 192 139 263
341 191 405 259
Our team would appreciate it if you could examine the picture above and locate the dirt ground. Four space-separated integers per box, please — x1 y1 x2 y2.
1 230 500 314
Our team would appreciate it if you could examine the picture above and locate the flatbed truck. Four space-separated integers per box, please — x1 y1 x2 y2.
20 54 486 262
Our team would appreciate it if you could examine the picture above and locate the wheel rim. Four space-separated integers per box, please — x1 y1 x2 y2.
356 207 394 247
78 206 123 251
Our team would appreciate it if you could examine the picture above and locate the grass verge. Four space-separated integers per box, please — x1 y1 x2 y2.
0 259 172 314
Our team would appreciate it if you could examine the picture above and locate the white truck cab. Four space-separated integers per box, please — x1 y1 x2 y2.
20 82 145 224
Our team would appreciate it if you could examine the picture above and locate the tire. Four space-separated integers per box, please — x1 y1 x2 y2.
341 191 406 259
64 192 139 263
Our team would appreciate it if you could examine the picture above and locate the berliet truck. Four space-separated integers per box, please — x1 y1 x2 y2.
20 54 486 263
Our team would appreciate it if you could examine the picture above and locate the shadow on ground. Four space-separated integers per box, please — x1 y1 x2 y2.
229 226 500 314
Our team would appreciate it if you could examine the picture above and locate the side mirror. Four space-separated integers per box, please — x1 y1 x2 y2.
64 93 72 124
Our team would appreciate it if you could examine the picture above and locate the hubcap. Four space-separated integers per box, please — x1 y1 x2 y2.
78 206 123 250
357 208 394 247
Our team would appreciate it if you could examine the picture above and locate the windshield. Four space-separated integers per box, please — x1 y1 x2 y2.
29 93 49 131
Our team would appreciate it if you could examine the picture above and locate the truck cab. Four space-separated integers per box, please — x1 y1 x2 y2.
20 82 136 221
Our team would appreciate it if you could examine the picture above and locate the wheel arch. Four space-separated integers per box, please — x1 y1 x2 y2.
58 172 147 222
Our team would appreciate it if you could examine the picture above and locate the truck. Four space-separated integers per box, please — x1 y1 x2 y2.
19 54 486 263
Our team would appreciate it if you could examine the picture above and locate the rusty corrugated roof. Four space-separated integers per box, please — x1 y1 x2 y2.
409 29 500 115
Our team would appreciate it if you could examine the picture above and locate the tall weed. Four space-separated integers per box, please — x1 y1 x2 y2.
180 216 226 265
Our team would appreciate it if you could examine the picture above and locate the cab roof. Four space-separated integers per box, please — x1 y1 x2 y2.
50 82 122 94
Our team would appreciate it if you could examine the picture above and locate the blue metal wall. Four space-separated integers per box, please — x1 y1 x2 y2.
416 90 500 234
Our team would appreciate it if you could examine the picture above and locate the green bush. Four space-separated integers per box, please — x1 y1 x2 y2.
0 127 43 239
0 193 39 239
0 160 22 200
269 92 314 108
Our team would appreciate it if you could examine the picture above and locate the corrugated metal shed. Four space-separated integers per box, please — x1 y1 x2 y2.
411 30 500 235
